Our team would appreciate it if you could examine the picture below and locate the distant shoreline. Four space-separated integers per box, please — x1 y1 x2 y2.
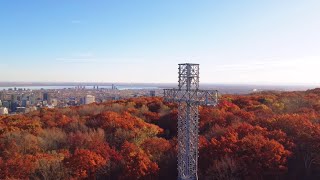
0 82 317 94
0 82 317 87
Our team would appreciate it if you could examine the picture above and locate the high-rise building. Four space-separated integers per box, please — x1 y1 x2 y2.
2 101 10 108
84 95 95 104
43 92 51 101
21 99 30 107
11 102 19 112
80 97 85 105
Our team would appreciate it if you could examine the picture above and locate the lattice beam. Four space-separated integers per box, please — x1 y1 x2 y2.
164 89 219 106
164 63 219 180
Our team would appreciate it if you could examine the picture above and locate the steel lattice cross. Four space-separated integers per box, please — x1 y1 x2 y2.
164 63 219 180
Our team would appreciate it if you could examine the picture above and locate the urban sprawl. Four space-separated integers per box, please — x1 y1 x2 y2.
0 85 160 115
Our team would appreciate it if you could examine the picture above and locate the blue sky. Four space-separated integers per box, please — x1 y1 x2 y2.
0 0 319 85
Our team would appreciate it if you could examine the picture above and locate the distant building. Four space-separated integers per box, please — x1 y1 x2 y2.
42 100 48 106
43 92 50 101
50 98 58 106
111 84 117 90
11 94 19 102
46 105 55 109
112 96 120 100
2 101 10 108
29 95 36 104
150 90 156 97
21 99 30 107
16 107 26 113
84 95 95 104
25 106 37 113
11 102 19 112
80 97 85 105
68 99 77 106
3 94 11 101
0 107 8 115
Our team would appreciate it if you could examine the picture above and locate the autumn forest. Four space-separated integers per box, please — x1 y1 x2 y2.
1 89 320 180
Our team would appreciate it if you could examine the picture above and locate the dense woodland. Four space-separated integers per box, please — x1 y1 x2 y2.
1 89 320 180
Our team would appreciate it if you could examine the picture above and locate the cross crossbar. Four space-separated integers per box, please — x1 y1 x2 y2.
163 89 218 106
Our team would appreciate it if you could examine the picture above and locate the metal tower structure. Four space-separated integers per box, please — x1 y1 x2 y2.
164 63 219 180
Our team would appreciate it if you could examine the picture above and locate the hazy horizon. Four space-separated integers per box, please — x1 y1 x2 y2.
0 81 318 87
1 1 320 84
0 80 319 86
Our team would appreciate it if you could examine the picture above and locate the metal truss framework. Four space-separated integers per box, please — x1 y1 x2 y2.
164 63 219 180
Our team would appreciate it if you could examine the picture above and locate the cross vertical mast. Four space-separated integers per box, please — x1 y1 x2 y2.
164 63 218 180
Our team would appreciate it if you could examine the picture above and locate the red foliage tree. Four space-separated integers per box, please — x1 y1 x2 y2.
64 149 107 179
120 141 159 179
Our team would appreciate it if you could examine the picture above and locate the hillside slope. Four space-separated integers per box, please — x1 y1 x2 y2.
1 89 320 179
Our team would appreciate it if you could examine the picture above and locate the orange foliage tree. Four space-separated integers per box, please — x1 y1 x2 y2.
64 149 107 179
120 141 159 179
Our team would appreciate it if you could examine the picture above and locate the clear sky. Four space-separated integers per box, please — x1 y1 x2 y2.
0 0 319 85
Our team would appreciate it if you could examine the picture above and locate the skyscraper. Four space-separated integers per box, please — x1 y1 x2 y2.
43 92 50 101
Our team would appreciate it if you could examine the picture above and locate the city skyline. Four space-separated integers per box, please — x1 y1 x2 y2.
0 1 320 85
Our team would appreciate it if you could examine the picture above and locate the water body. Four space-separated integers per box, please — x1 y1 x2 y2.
0 85 159 91
0 83 316 94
